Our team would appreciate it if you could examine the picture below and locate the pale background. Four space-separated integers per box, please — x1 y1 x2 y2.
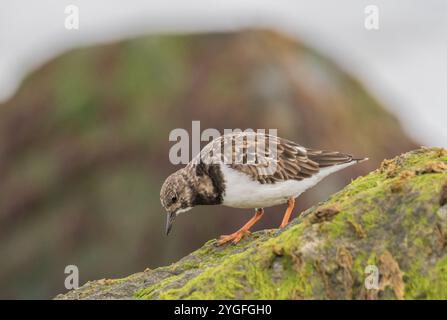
1 0 446 145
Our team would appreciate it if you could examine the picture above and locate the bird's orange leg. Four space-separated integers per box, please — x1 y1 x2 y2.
279 196 295 228
218 208 264 245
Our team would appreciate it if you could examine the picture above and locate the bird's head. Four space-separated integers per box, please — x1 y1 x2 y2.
160 169 194 235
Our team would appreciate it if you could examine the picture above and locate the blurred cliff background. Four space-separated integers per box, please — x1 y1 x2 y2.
0 1 445 298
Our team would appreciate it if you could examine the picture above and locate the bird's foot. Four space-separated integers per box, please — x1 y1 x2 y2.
279 221 288 229
217 230 251 246
217 208 263 245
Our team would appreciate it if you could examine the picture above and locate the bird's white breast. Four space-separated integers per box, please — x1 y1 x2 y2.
220 162 356 209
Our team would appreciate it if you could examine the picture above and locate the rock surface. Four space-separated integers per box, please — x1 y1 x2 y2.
56 148 447 299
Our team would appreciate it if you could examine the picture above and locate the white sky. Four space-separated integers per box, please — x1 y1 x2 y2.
0 0 446 146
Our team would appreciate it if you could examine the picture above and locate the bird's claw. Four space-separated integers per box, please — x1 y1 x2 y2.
217 230 250 246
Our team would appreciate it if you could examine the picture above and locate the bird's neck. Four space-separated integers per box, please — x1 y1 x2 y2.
185 163 226 206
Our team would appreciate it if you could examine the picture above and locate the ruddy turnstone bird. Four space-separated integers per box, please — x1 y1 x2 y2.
160 132 367 245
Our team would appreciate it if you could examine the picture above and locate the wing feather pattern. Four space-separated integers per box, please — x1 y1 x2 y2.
194 132 356 184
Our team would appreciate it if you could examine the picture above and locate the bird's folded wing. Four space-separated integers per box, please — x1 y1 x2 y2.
193 132 354 184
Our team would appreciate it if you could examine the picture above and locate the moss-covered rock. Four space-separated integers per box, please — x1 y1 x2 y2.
55 148 447 300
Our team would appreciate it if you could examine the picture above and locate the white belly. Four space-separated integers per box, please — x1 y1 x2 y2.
220 162 356 209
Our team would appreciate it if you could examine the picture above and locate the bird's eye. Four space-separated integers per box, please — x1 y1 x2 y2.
171 196 177 203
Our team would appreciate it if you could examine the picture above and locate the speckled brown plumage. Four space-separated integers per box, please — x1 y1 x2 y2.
192 132 356 184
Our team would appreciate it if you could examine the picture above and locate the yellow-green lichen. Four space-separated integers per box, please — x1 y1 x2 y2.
405 255 447 299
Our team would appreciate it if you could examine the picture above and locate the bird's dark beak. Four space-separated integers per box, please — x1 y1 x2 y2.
165 211 176 236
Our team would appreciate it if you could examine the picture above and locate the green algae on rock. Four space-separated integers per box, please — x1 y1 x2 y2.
55 148 447 300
